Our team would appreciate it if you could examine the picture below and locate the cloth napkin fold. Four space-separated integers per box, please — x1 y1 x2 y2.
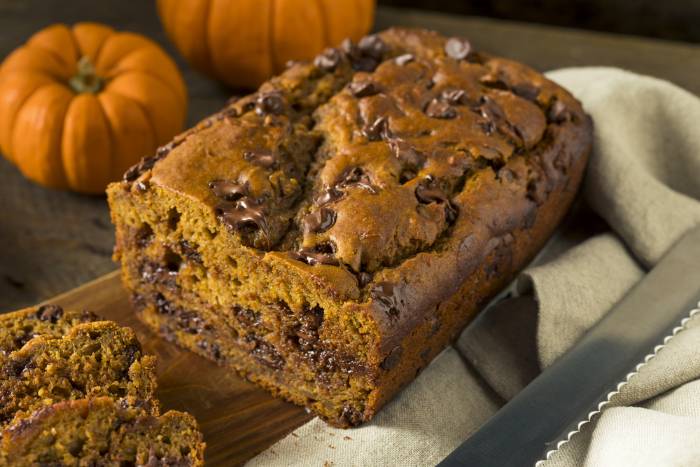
249 68 700 467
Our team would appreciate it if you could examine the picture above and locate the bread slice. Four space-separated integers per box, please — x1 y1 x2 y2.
0 304 97 356
0 321 157 428
1 397 204 466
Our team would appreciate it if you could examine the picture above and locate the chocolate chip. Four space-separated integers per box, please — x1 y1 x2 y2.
36 305 63 323
415 175 447 204
511 82 540 101
498 167 516 183
250 338 285 370
339 405 364 427
314 48 341 71
244 150 277 169
425 99 457 119
123 155 158 182
135 223 154 248
315 186 344 205
399 169 417 184
337 166 378 194
362 116 389 141
342 36 384 72
303 207 337 234
208 179 248 201
351 56 379 72
179 240 202 264
123 165 140 183
135 180 149 193
444 37 472 60
340 38 357 56
395 53 414 66
156 143 175 158
440 89 467 105
123 342 141 368
370 282 405 318
290 246 339 267
255 92 285 116
216 198 269 239
357 271 373 288
380 345 403 370
414 175 458 222
197 339 222 361
389 138 426 168
549 99 570 123
348 80 380 98
357 34 387 60
479 96 506 123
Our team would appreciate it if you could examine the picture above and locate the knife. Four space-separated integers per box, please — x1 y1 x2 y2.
438 224 700 467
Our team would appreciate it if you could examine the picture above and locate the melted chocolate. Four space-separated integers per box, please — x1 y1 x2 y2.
362 116 389 141
244 150 278 169
380 345 403 370
389 138 426 169
290 246 339 267
303 207 337 234
315 186 345 206
425 99 457 119
208 179 248 201
215 198 269 239
337 167 378 194
370 282 406 318
348 80 380 98
255 92 285 116
549 99 571 123
314 47 342 71
440 89 468 105
35 304 63 323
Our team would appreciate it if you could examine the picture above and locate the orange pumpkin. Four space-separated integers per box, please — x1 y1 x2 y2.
0 23 187 194
157 0 375 89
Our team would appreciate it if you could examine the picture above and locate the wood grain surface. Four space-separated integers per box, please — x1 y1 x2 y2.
43 270 312 466
1 2 698 312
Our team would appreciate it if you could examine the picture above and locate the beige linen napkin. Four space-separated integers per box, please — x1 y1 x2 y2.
248 68 700 467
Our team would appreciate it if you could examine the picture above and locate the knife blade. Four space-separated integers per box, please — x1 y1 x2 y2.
438 224 700 467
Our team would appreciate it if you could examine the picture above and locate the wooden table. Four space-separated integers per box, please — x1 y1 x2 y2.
1 2 699 311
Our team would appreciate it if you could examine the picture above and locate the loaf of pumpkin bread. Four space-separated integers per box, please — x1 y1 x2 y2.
108 28 592 427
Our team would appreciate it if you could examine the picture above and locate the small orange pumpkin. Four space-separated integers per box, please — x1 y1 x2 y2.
157 0 375 89
0 22 187 194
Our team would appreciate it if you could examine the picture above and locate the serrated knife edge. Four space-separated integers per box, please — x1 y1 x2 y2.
536 301 700 467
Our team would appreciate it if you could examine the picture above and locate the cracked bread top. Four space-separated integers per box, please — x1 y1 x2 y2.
118 28 591 322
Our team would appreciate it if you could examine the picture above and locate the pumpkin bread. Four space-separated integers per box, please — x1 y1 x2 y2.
1 397 205 466
0 320 158 429
0 305 206 464
0 304 97 356
108 28 592 427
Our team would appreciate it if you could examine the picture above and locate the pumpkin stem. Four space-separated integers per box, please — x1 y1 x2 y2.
69 56 103 94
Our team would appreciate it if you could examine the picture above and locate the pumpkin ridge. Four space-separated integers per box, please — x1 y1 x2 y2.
314 0 330 47
27 24 79 76
74 23 115 71
102 48 186 106
103 87 161 158
3 80 56 160
268 0 278 78
199 0 215 76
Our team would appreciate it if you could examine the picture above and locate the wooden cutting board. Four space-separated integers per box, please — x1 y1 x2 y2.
42 270 312 466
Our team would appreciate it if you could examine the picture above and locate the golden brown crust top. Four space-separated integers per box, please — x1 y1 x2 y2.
119 27 591 296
